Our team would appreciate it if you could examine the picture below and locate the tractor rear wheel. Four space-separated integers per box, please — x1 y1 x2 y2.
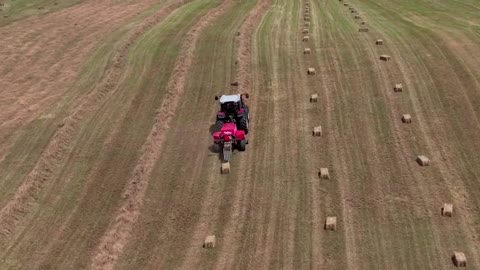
238 140 246 151
238 115 249 134
243 105 250 120
212 120 223 133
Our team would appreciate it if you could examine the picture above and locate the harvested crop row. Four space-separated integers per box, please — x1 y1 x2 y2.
235 0 273 94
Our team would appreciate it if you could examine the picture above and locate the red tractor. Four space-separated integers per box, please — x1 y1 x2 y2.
213 93 249 134
212 94 250 161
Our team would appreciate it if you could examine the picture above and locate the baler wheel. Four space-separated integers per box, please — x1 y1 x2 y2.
238 140 246 151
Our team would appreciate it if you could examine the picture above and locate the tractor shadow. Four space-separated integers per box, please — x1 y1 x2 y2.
208 145 224 161
208 124 223 161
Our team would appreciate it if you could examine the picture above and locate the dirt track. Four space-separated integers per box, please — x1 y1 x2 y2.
0 0 480 269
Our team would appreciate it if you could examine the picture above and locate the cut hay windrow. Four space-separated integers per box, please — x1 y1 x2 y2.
235 0 272 93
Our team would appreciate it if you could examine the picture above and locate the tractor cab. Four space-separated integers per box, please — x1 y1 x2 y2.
218 94 242 115
215 94 249 121
214 93 250 134
221 101 240 114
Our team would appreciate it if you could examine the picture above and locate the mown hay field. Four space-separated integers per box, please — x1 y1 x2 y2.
0 0 479 269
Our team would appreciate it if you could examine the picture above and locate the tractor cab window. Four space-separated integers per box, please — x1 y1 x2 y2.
221 102 239 113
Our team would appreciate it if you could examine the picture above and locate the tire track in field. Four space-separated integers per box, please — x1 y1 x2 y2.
88 1 235 269
0 0 190 242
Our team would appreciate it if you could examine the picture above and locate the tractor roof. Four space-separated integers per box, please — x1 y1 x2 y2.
219 94 241 103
